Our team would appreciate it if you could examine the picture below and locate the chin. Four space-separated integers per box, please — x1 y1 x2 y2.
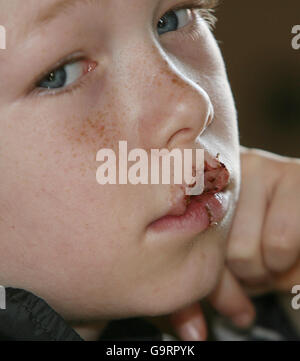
144 217 232 316
127 244 225 318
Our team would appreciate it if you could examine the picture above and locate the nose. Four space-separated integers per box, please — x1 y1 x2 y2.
116 42 214 151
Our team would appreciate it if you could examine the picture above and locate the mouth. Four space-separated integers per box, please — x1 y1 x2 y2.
148 151 230 236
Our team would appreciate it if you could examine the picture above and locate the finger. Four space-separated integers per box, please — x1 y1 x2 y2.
169 302 207 341
274 258 300 292
227 155 270 282
208 267 256 328
262 173 300 273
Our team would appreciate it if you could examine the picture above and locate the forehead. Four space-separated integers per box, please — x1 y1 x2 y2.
0 0 98 45
1 0 151 43
0 0 46 36
1 0 42 22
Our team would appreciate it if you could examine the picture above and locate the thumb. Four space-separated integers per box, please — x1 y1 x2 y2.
209 267 256 329
169 302 207 341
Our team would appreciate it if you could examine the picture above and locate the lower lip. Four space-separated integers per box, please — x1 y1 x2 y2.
149 192 230 236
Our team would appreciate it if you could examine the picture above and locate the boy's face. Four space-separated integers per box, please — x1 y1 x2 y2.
0 0 240 320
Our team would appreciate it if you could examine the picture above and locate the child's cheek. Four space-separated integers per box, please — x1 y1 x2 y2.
62 110 121 174
52 93 124 177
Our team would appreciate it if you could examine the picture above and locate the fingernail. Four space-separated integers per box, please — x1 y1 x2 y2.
178 318 204 341
232 313 254 329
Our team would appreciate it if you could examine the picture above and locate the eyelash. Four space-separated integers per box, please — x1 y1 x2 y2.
36 74 87 97
170 0 219 30
32 0 219 97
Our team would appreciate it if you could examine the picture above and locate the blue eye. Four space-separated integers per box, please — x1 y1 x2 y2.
157 9 192 36
39 68 67 89
38 61 83 90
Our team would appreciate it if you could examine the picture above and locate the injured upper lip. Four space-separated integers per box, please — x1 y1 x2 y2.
170 150 230 216
203 153 230 194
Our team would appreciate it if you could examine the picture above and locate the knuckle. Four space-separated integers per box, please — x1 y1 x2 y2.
263 230 299 272
264 232 292 255
228 242 267 280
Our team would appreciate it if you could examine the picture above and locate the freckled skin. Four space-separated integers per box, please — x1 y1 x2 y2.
0 0 240 321
61 104 122 176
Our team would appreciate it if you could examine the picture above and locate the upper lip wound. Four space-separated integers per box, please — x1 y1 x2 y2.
167 152 230 218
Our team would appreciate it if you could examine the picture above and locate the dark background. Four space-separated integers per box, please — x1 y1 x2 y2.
215 0 300 157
